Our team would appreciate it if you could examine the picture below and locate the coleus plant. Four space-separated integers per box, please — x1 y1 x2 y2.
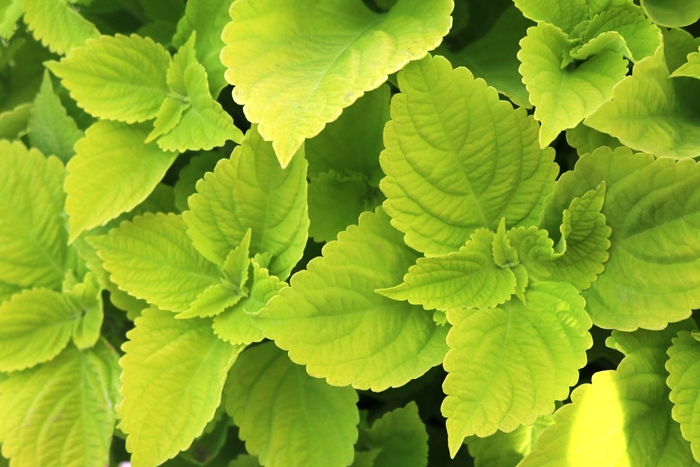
1 0 700 466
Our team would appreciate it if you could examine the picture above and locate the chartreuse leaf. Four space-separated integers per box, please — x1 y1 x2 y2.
673 50 700 79
65 121 178 241
172 0 230 96
46 34 171 123
22 0 99 54
443 282 591 456
90 213 220 312
119 308 240 467
587 0 638 15
381 54 557 256
512 0 587 34
147 98 190 144
0 103 32 140
357 402 429 467
492 219 518 268
663 28 700 74
640 0 700 27
565 123 622 156
184 125 308 280
255 209 449 391
0 340 120 467
466 413 554 467
221 0 453 166
28 71 83 163
174 152 222 212
65 272 103 350
0 289 78 372
667 331 700 462
377 228 517 310
0 141 67 289
222 228 252 291
518 23 629 148
520 320 698 467
439 6 533 108
226 342 359 467
541 146 700 330
213 259 286 346
585 47 700 158
0 0 22 39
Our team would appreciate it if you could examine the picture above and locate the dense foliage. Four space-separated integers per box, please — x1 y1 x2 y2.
1 0 700 466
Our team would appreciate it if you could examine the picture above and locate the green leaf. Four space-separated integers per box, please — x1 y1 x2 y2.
213 260 285 346
226 342 359 467
0 0 22 39
119 308 240 467
381 54 557 256
0 340 120 467
0 282 21 304
667 331 700 462
147 97 191 143
663 28 700 74
65 272 103 350
0 288 78 372
565 123 622 156
184 125 308 280
174 152 223 212
492 219 519 268
90 213 220 312
28 70 83 163
439 6 533 108
513 0 588 34
520 321 698 467
518 22 629 148
0 141 68 289
466 413 554 467
172 0 231 96
358 402 429 467
22 0 99 54
176 284 245 320
0 103 32 140
377 228 517 311
222 228 252 291
255 209 449 391
541 146 700 330
221 0 453 166
46 34 171 123
65 120 178 241
442 282 591 455
351 450 381 467
673 50 700 79
640 0 700 27
587 0 638 15
230 455 262 467
167 32 199 96
585 47 700 158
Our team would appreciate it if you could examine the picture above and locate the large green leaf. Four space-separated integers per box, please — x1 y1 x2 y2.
28 71 83 163
512 0 588 34
119 308 240 467
0 0 22 39
22 0 99 54
442 282 591 456
173 152 223 212
585 47 700 158
520 321 698 466
640 0 700 27
377 228 517 310
518 22 629 148
221 0 453 166
184 126 308 280
90 213 220 312
255 209 449 391
46 34 171 123
65 120 178 241
0 103 32 140
667 331 700 462
541 146 700 330
226 343 358 467
0 341 120 467
381 54 557 257
0 141 67 289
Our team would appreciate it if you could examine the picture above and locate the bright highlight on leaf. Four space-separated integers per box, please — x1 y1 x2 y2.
256 209 449 391
226 343 359 467
381 54 557 256
119 308 240 467
221 0 453 166
442 282 591 456
22 0 99 55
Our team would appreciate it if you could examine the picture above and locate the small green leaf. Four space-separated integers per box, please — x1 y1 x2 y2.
673 50 700 79
0 141 67 289
381 54 557 256
221 0 453 165
663 28 700 74
0 103 32 140
0 340 120 467
223 228 252 291
640 0 700 27
119 308 240 467
0 0 22 39
90 213 220 312
173 151 223 212
28 70 83 163
377 228 517 311
565 123 622 156
146 97 191 143
443 282 591 456
176 284 245 320
492 218 518 268
22 0 99 54
513 0 588 34
518 22 629 148
66 120 178 241
667 331 700 462
65 272 103 350
46 34 171 123
256 209 449 391
184 125 308 280
520 320 698 466
226 342 359 467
